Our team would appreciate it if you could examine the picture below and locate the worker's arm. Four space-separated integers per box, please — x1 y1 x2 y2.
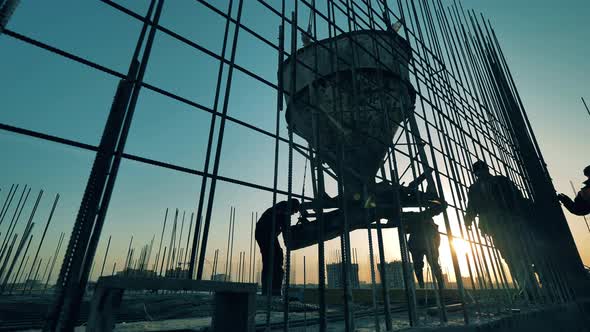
464 185 478 227
558 193 590 216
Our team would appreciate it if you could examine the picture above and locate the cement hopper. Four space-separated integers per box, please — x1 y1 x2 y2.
283 30 416 198
282 30 417 250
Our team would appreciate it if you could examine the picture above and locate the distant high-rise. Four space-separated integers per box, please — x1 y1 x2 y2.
289 254 297 285
326 262 360 289
211 273 228 282
377 261 413 289
255 258 262 284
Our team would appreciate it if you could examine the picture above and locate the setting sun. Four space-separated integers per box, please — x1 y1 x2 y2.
452 238 472 255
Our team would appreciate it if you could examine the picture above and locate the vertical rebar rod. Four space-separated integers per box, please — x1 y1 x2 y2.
145 235 155 273
238 251 243 282
154 208 168 277
30 257 42 294
40 256 52 288
224 207 232 281
0 221 34 292
188 0 234 280
0 184 16 227
303 255 307 329
24 192 57 292
0 234 17 280
265 16 285 330
44 232 65 294
307 1 327 328
283 6 298 330
159 247 167 277
211 248 218 280
249 212 254 282
195 0 244 280
253 212 258 283
18 255 30 290
3 189 39 284
228 207 236 282
183 213 194 270
99 235 112 278
166 209 178 276
582 97 590 118
8 233 33 294
0 186 29 262
124 236 133 276
337 1 357 328
88 260 95 283
175 211 186 275
366 221 380 332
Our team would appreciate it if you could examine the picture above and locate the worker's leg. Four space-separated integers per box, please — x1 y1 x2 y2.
410 248 426 289
427 234 444 289
494 227 532 297
272 242 284 296
257 238 270 296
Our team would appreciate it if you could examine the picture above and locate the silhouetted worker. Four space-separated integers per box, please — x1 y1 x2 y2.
558 165 590 216
256 199 300 296
404 213 444 289
464 161 535 295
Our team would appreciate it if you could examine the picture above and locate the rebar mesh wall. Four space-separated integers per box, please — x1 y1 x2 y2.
0 0 586 330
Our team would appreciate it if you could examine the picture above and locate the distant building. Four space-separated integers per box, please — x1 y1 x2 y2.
461 276 475 289
212 273 229 282
289 255 297 285
377 261 414 289
255 258 262 284
326 262 360 289
116 269 157 278
164 268 189 279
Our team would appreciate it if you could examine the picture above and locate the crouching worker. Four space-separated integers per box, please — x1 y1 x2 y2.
256 199 300 296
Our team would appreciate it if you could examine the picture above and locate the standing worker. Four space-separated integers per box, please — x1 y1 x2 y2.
256 199 300 296
404 213 444 289
464 161 535 297
558 165 590 216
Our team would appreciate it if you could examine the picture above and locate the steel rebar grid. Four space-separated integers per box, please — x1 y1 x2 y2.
42 1 158 328
0 0 584 330
2 2 527 191
426 1 504 309
396 0 471 323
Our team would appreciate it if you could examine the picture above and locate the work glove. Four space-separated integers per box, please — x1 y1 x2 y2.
557 193 568 204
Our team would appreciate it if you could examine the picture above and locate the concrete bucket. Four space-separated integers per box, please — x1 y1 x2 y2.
282 30 419 249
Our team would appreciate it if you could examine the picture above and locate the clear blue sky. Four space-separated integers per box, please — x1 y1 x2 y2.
0 0 588 284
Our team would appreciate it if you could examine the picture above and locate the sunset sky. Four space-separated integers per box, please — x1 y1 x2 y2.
0 0 588 285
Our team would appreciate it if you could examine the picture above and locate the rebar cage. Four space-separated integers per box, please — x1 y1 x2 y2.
0 0 587 331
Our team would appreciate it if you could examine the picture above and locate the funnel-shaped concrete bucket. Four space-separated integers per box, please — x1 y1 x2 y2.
282 30 415 197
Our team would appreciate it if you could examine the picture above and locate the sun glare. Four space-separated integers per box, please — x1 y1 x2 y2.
452 238 472 255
